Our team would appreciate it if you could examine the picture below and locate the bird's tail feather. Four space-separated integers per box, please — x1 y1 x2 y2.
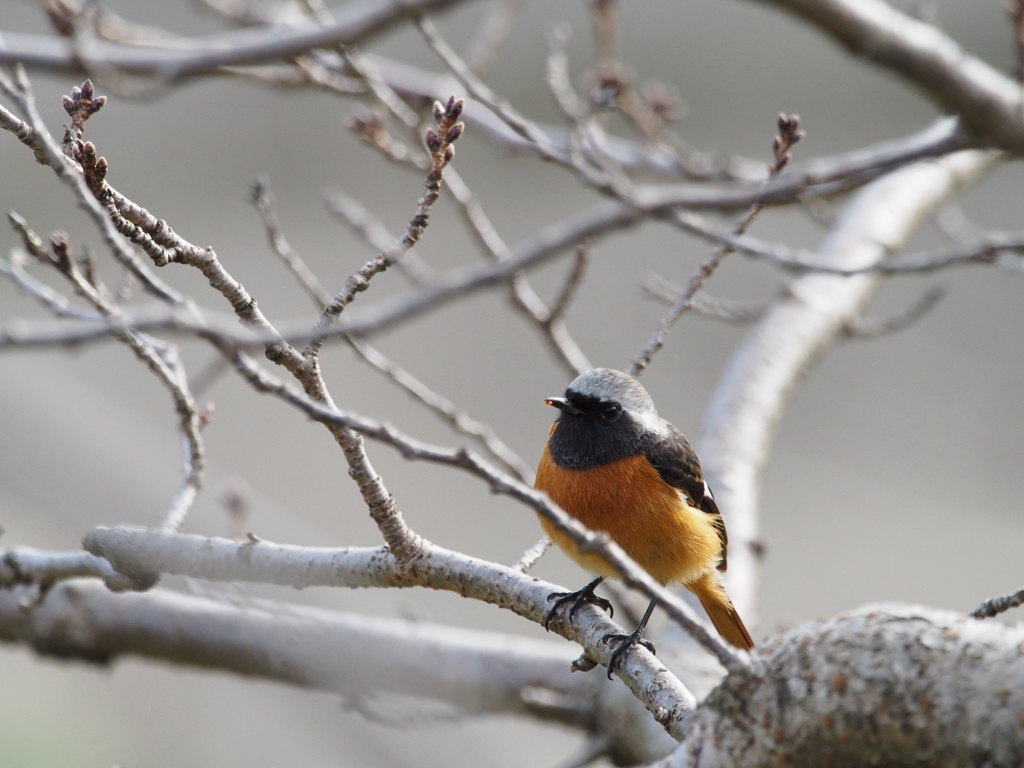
688 572 755 650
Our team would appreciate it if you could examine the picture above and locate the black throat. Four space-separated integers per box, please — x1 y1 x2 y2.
547 407 658 470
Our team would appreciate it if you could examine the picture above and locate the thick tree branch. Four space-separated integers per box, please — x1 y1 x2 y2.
0 549 142 592
0 580 597 725
5 580 1020 766
698 150 998 628
753 0 1024 150
663 605 1024 767
78 526 700 737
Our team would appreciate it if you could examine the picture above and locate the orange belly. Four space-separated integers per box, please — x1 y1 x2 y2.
534 446 722 586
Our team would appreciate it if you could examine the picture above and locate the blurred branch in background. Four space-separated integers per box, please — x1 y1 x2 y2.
2 0 1024 765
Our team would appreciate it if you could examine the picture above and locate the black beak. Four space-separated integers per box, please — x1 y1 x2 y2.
545 397 583 416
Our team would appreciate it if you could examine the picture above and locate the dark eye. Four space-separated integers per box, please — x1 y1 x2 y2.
599 403 622 422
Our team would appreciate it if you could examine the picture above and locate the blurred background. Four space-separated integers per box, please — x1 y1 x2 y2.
1 0 1022 765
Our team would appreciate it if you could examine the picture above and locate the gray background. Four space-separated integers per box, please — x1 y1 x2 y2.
1 1 1022 765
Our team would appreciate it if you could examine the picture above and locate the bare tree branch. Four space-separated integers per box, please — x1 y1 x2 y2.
698 149 997 629
0 70 183 303
345 50 592 375
629 114 804 376
513 535 552 573
662 605 1024 767
843 285 945 339
0 549 141 592
970 587 1024 619
249 175 331 307
302 96 464 361
5 210 1022 353
671 205 1024 277
0 579 596 724
752 0 1024 150
641 273 771 325
6 215 206 532
0 0 475 84
79 526 701 736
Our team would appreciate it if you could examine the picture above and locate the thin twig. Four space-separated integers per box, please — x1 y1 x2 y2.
464 0 530 77
0 71 183 304
344 49 420 127
629 114 805 377
346 337 535 483
843 286 945 339
324 190 435 284
544 25 633 198
249 176 331 307
550 241 590 323
970 587 1024 619
303 95 464 361
641 272 771 325
344 50 592 375
416 16 610 192
250 173 527 477
1 235 98 320
512 535 552 573
670 209 1023 276
9 217 205 532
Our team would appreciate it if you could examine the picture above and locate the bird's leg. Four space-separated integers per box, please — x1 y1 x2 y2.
605 599 657 679
544 577 612 631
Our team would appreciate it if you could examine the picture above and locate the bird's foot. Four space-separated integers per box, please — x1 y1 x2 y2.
544 578 612 631
604 627 656 679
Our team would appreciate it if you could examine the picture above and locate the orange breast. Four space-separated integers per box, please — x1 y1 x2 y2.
534 446 722 585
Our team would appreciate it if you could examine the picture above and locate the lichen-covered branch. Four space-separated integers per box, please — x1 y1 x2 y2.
664 605 1024 767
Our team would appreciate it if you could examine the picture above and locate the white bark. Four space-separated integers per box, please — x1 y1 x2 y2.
0 579 588 719
752 0 1024 149
0 2 1018 765
699 149 998 625
666 605 1024 767
78 526 699 739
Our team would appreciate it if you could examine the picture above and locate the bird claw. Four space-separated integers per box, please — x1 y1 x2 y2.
604 630 656 679
544 578 612 631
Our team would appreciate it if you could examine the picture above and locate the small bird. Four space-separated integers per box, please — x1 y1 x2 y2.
534 368 753 676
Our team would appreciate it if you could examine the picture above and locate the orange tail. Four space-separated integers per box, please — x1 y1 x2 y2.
687 572 755 650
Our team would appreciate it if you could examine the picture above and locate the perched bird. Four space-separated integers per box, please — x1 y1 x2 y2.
534 368 753 676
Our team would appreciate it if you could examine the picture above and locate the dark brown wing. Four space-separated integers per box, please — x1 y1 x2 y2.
644 424 729 571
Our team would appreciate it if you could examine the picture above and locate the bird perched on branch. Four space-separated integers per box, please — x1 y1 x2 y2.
535 368 753 676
